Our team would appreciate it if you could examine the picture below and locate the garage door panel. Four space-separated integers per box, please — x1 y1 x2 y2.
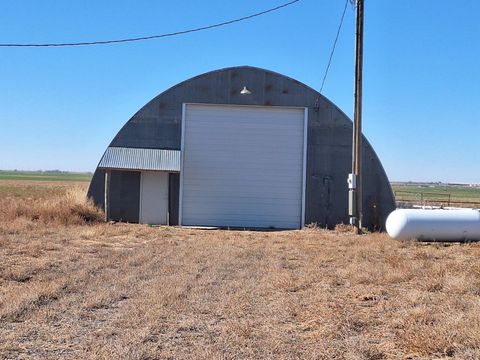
183 157 304 171
183 182 301 189
185 141 303 152
183 202 297 214
182 184 302 196
183 193 301 203
182 210 300 228
185 146 304 155
182 169 303 177
183 158 304 168
182 184 302 195
183 191 300 202
190 106 301 116
184 217 299 229
186 125 303 135
183 206 302 216
181 104 306 229
183 158 303 170
184 150 304 160
185 128 303 138
187 117 301 125
182 172 303 182
186 139 300 148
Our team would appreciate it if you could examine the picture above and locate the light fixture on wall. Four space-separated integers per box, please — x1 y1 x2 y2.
240 86 252 95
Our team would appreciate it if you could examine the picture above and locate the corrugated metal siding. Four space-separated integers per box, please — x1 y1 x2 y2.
99 147 180 172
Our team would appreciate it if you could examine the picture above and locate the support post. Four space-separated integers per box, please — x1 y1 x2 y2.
350 0 364 234
104 170 110 222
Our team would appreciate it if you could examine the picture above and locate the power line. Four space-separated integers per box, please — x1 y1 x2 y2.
0 0 300 48
319 0 349 93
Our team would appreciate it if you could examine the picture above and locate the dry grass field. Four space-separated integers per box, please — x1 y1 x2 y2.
1 181 480 359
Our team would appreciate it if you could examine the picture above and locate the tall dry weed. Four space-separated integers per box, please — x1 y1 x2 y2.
0 186 103 226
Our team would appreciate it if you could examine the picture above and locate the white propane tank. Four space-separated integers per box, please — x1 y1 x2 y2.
386 209 480 241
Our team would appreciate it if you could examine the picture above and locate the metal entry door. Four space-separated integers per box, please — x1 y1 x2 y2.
140 172 169 225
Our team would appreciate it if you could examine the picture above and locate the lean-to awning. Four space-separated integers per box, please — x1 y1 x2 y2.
98 147 180 172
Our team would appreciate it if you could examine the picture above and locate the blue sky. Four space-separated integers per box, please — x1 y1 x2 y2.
0 0 479 183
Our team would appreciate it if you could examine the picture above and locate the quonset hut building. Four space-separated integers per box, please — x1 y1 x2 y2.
88 66 394 230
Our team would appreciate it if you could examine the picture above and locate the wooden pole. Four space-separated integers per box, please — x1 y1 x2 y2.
104 170 110 222
352 0 364 233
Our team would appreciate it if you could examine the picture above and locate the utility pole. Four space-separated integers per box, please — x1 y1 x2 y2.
348 0 364 234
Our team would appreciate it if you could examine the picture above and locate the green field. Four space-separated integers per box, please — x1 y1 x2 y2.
0 170 92 182
392 183 480 204
0 171 91 199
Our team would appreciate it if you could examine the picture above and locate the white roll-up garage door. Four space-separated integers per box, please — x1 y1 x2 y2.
180 104 307 229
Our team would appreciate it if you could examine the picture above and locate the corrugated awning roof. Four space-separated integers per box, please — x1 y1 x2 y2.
98 147 180 172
